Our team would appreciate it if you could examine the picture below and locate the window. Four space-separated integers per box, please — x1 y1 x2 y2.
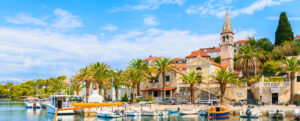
196 67 202 70
297 76 300 82
234 49 236 53
166 75 170 82
234 44 236 47
239 43 241 46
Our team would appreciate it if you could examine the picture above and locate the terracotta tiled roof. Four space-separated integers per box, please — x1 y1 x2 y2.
202 58 224 68
144 57 161 62
141 87 176 91
172 63 187 69
186 50 210 58
171 58 183 61
295 35 300 40
234 40 248 44
172 68 186 75
200 47 221 53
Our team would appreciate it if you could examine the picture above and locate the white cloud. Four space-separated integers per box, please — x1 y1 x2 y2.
4 13 47 26
111 0 185 12
52 8 82 30
186 0 293 18
101 24 118 32
144 15 159 26
0 26 255 80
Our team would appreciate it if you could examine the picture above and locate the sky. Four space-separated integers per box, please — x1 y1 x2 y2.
0 0 299 82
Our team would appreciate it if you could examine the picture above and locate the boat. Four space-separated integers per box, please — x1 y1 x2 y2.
240 106 261 118
168 110 179 114
126 109 141 116
46 95 74 115
198 109 207 115
158 111 168 116
294 109 300 120
97 110 120 118
141 110 159 116
268 110 285 119
24 98 41 108
40 98 48 108
206 106 229 119
179 110 198 115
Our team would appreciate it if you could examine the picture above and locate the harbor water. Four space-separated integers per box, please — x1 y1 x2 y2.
0 100 297 121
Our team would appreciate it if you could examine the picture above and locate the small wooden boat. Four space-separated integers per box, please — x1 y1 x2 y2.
206 106 229 119
268 110 285 119
294 109 300 120
168 110 179 114
240 106 261 118
179 110 198 115
97 111 120 118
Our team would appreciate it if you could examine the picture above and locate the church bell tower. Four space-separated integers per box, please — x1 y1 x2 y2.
220 10 234 71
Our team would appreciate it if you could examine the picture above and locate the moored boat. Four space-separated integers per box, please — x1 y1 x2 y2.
24 98 41 108
97 110 120 118
141 110 159 116
206 106 229 119
240 106 261 118
268 110 285 119
168 110 179 114
198 109 207 115
179 110 198 115
46 95 74 115
294 109 300 120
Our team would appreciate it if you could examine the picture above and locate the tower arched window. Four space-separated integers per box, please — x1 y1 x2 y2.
196 67 202 70
226 35 229 42
223 36 225 43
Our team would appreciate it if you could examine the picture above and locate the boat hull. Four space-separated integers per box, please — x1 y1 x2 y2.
126 112 141 116
46 104 74 115
168 110 179 114
207 112 229 119
25 102 41 108
269 111 285 119
141 111 159 116
179 111 198 115
97 111 120 118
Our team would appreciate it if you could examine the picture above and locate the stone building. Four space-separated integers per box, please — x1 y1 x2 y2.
140 10 249 103
234 40 249 55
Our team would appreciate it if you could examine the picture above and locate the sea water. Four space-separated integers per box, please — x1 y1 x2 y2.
0 100 296 121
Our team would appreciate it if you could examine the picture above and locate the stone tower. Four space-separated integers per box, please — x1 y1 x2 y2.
220 10 234 71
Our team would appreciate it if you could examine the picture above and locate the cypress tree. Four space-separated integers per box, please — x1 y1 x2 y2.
275 12 294 45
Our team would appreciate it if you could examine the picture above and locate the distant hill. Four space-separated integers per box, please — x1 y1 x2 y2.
0 80 25 85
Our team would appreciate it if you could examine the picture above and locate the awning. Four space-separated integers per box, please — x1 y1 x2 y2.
140 87 176 91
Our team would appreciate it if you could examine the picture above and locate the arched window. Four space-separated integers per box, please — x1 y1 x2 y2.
196 67 202 70
226 35 229 42
223 36 225 43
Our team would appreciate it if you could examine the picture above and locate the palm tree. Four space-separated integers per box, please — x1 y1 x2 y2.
76 66 93 102
112 69 124 101
282 57 300 104
129 59 148 96
154 58 175 99
123 59 148 103
236 46 260 77
90 62 110 95
180 71 203 104
210 68 238 104
71 76 82 96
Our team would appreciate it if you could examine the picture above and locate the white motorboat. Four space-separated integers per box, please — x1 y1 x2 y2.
240 106 261 118
268 110 285 119
125 109 141 116
179 110 198 115
294 109 300 120
97 110 120 118
158 111 168 116
46 95 74 115
24 98 41 108
141 110 159 116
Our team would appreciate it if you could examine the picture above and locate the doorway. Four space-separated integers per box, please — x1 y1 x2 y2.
57 100 62 109
272 93 278 104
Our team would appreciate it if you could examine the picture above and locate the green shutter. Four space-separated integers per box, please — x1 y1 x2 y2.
166 76 170 82
297 76 300 82
234 44 236 47
234 49 236 52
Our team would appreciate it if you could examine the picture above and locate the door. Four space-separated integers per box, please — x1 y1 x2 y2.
58 100 62 109
272 93 278 104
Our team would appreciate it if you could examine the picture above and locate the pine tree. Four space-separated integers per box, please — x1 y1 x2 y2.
275 12 294 45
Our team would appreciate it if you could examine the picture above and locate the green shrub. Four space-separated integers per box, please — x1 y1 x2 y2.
130 93 133 102
121 93 128 102
295 98 300 104
285 102 289 105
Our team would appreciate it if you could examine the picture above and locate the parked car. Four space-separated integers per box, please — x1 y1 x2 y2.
160 97 177 105
180 100 189 104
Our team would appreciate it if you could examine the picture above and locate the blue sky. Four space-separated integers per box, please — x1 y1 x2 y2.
0 0 299 82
